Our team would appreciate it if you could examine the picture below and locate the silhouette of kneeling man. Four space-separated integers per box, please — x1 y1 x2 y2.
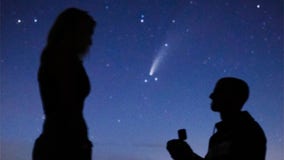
167 77 266 160
32 8 96 160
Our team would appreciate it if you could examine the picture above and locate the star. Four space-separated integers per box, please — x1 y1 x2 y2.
144 79 148 83
257 4 261 8
33 18 38 23
16 19 22 24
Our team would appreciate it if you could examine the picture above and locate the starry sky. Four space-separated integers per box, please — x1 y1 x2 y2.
0 0 283 160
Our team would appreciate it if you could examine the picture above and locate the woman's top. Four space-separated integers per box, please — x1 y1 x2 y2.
38 52 90 144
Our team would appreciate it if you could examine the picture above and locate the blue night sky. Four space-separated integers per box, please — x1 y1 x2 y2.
0 0 283 160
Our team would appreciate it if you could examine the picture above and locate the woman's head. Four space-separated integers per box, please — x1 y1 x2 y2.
46 8 96 57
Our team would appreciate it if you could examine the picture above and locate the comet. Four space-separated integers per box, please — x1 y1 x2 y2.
149 43 169 76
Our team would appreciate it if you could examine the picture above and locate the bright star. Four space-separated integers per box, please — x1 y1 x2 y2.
17 19 22 24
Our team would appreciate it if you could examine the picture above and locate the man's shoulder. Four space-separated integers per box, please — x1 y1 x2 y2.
239 111 266 140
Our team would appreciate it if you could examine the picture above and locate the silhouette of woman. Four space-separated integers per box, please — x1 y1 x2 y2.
32 8 96 160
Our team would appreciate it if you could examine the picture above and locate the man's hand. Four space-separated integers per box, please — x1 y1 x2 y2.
166 139 194 160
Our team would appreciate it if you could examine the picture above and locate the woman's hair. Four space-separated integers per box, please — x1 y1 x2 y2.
41 8 96 62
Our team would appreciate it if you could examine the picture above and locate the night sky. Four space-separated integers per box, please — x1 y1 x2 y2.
1 0 283 160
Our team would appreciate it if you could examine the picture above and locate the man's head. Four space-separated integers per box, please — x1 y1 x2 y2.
210 77 249 113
